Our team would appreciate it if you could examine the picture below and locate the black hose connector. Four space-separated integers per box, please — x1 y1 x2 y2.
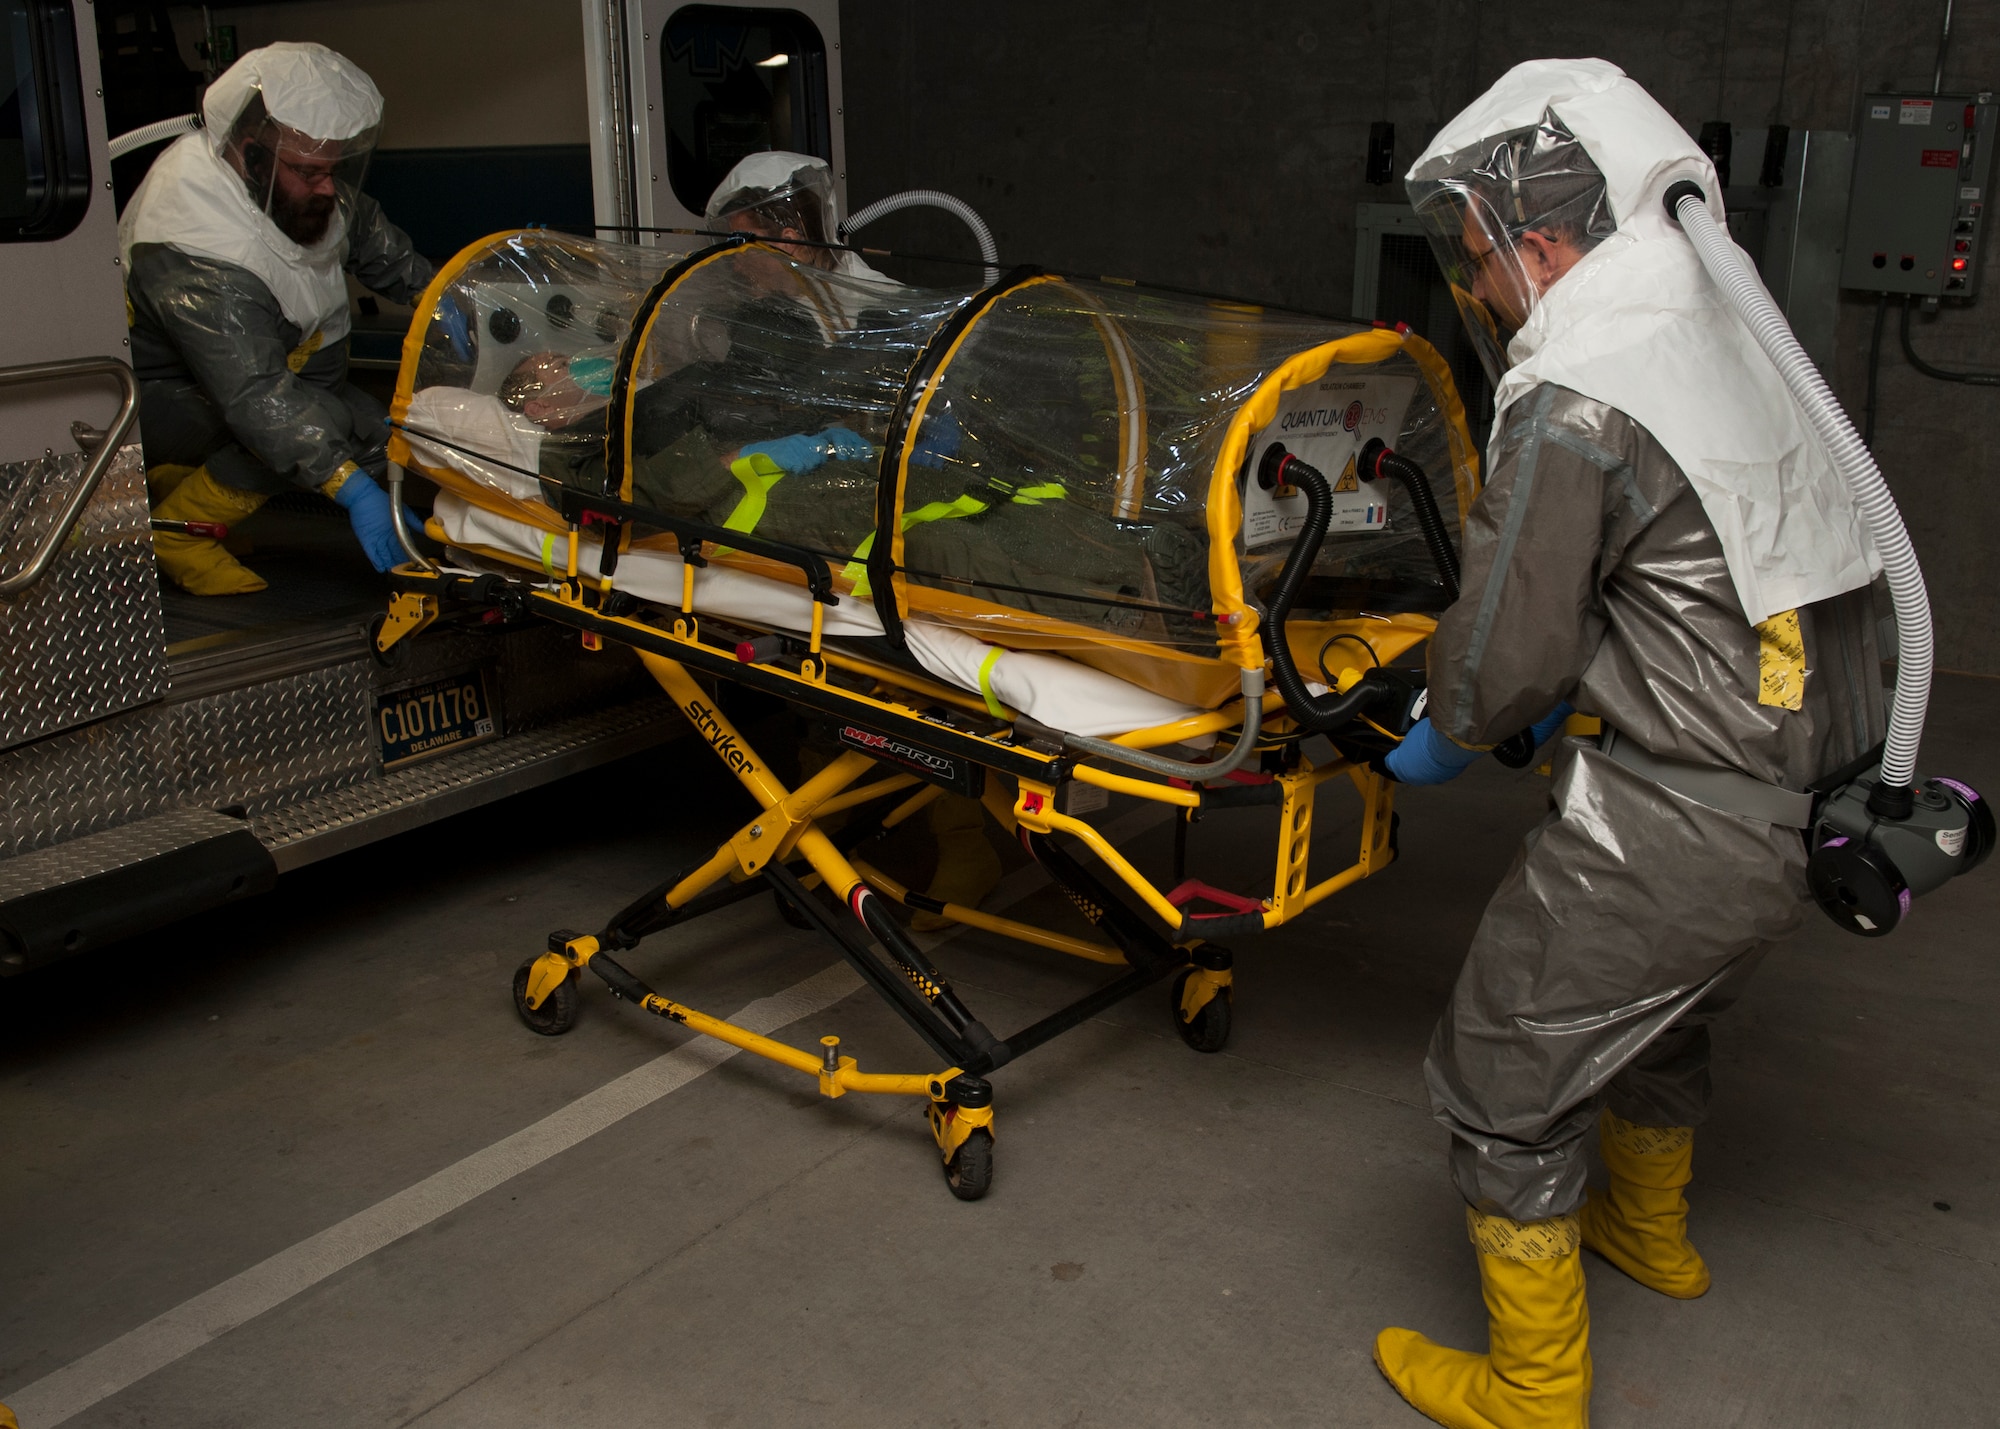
1258 443 1400 733
1356 438 1460 601
1661 179 1707 225
1867 778 1916 820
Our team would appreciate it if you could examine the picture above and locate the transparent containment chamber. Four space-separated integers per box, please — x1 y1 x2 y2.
388 230 1480 710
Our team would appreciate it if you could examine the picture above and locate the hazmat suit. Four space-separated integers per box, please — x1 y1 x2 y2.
1371 60 1885 1429
121 42 435 593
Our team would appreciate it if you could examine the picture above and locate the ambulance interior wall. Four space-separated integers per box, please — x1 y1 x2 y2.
840 0 2000 678
160 2 593 263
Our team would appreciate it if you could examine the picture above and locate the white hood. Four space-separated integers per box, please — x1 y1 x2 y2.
119 43 385 340
1412 59 1879 624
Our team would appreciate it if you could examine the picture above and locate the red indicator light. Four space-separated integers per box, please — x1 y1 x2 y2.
1956 239 1972 252
1953 256 1970 271
1967 103 1978 130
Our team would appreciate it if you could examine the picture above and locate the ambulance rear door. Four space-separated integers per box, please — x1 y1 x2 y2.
583 0 846 239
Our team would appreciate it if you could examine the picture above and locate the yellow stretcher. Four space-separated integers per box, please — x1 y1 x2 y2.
373 229 1479 1198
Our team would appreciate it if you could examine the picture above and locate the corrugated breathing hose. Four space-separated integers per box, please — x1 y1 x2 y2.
109 113 201 161
840 190 1001 286
1666 180 1931 815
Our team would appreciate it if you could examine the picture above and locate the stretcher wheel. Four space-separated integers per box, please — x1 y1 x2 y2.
1169 967 1232 1053
512 958 580 1036
944 1129 994 1201
772 886 814 930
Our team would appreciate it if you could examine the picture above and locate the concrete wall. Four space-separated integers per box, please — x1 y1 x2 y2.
842 0 2000 675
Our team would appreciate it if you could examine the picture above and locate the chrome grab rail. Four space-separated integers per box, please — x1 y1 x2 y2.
0 356 141 598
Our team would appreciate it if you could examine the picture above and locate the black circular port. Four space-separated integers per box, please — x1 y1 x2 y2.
546 293 575 327
1873 253 1887 269
488 306 521 343
1900 256 1916 271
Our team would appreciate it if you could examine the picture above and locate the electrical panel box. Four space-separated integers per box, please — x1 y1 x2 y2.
1841 92 1998 297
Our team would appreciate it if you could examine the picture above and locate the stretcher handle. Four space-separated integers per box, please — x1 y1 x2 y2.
386 462 438 573
545 484 840 604
1057 666 1268 783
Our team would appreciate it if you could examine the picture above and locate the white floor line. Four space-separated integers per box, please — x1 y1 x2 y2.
3 805 1169 1426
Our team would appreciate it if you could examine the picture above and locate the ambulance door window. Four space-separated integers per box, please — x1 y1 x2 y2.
1 0 91 241
659 5 829 218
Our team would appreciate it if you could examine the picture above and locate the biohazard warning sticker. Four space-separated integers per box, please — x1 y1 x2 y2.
1241 373 1417 550
1755 608 1805 710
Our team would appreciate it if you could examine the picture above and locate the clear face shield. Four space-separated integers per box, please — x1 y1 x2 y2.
226 91 379 248
1406 116 1615 384
704 155 840 270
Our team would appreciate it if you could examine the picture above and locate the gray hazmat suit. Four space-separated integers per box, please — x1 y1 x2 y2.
127 192 433 495
1423 382 1884 1221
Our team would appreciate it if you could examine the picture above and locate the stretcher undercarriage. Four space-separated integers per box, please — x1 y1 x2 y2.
376 527 1419 1200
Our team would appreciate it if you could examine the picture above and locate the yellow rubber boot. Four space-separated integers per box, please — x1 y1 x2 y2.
146 461 198 503
1579 1111 1710 1299
1375 1209 1592 1429
910 793 1003 932
152 465 268 595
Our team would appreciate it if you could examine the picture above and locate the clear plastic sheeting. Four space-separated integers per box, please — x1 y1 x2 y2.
391 230 1479 705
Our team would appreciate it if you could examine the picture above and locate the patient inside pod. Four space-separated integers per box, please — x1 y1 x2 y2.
402 225 1473 695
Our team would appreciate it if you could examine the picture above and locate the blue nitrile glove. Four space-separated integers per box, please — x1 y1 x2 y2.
910 407 962 469
738 427 873 473
1381 717 1486 785
437 294 473 363
332 471 422 573
818 425 874 461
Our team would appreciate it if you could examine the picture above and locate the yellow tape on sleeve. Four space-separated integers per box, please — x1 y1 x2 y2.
976 645 1007 718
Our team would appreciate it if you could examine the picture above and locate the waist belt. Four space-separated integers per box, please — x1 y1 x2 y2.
1599 727 1814 829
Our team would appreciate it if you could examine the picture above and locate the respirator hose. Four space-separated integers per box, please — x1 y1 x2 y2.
1357 437 1460 601
1666 181 1932 817
1257 444 1400 732
108 113 201 161
841 190 1001 286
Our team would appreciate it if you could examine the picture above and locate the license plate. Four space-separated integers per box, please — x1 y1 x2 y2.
376 670 498 769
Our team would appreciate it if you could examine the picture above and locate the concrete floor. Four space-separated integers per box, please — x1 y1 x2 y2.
2 675 1996 1427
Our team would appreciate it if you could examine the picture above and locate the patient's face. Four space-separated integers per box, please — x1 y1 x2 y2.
511 353 609 431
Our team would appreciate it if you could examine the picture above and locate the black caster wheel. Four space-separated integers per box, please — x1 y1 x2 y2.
1169 966 1232 1053
513 957 580 1036
773 885 814 930
366 612 407 669
944 1128 994 1201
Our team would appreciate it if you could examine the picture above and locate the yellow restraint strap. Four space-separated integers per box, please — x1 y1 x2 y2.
842 481 1067 598
724 453 788 535
976 645 1007 718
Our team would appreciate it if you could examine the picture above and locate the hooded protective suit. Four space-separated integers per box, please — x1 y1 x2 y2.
120 43 434 497
705 151 893 289
1405 61 1886 1221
